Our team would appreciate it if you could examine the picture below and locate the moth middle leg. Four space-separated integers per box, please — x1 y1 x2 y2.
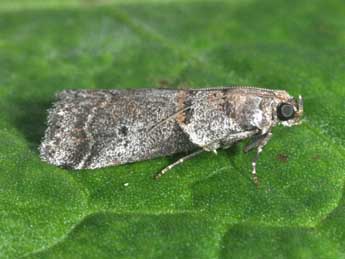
218 129 274 186
244 131 273 186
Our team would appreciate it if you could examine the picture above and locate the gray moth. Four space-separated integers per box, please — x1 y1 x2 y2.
40 87 304 184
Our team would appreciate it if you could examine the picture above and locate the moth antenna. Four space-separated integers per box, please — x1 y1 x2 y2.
147 105 193 133
298 95 304 113
147 95 226 133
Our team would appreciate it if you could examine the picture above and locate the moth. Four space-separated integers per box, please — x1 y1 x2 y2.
40 87 303 184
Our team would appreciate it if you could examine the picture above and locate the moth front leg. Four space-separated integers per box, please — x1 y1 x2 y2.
244 130 273 186
220 130 259 150
200 130 259 155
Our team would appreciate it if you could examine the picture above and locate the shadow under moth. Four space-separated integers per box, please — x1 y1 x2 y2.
40 87 303 185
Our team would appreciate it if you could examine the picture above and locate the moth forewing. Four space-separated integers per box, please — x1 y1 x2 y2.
40 89 196 169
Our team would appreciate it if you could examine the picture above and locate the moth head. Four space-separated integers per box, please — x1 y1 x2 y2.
275 94 303 127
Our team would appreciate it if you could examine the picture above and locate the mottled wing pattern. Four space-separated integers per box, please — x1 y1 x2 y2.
176 89 267 150
40 87 287 170
40 89 195 169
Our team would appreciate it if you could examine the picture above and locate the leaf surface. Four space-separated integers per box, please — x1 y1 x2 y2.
0 0 345 258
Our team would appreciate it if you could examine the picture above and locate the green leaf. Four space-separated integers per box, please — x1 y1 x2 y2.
1 0 345 258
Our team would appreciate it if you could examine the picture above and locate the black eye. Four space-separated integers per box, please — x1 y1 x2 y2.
277 103 295 121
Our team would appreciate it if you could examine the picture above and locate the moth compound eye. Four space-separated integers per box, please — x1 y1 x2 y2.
277 103 295 121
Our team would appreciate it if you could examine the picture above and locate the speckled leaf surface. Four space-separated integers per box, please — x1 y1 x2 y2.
0 0 345 258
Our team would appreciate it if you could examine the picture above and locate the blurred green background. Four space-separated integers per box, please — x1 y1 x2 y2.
1 0 345 258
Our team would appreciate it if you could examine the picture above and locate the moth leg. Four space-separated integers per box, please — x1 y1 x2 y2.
244 133 266 153
220 129 259 149
155 149 204 179
201 130 258 154
250 131 273 186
